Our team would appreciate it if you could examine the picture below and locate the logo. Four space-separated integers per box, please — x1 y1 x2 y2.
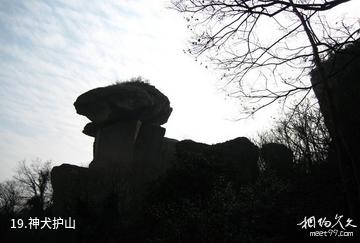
297 214 357 237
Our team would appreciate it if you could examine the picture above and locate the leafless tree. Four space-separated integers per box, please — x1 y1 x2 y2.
172 0 359 115
257 98 330 171
14 159 53 212
0 180 21 215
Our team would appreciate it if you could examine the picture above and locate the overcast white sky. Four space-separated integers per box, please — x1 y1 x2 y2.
0 0 359 181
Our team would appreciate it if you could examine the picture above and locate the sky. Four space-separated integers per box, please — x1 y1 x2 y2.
0 0 359 181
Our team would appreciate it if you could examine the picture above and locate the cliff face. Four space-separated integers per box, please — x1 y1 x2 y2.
311 42 360 144
311 41 360 217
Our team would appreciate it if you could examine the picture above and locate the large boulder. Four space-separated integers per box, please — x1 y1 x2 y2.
176 137 260 185
74 79 172 136
51 133 177 217
51 164 141 219
51 164 99 216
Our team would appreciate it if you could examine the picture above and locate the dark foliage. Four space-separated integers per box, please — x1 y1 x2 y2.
1 150 358 243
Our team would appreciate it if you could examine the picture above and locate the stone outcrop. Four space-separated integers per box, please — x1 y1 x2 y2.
51 79 285 218
51 164 103 216
311 41 360 217
52 80 175 216
176 137 260 184
311 41 360 142
74 79 172 136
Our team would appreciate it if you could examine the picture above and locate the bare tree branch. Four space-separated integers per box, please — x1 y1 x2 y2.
172 0 358 115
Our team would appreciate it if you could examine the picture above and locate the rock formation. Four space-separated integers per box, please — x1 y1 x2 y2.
311 41 360 217
51 79 269 218
176 137 260 185
74 78 172 137
52 79 174 216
